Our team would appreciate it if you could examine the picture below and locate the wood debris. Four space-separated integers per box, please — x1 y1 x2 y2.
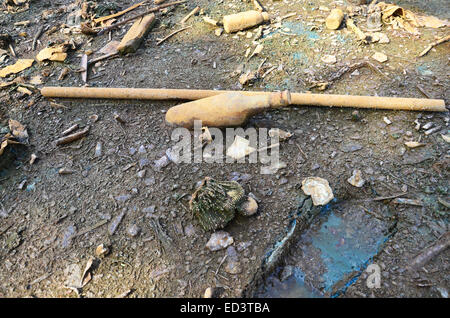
117 14 156 54
418 34 450 57
179 6 200 25
347 18 369 43
55 126 90 146
156 26 192 46
93 1 146 24
408 232 450 271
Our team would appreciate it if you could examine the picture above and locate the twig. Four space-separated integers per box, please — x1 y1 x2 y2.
72 219 108 239
408 232 450 271
97 0 187 36
418 34 450 57
93 1 148 24
179 6 199 25
32 25 46 51
416 84 432 99
88 52 119 66
156 26 191 45
371 193 407 201
215 255 228 276
55 126 90 146
8 44 16 57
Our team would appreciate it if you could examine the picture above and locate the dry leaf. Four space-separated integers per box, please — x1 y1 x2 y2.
0 59 34 78
36 44 68 62
9 119 28 142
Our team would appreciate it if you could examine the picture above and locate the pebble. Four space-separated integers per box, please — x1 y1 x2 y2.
347 169 365 187
94 142 102 157
280 265 294 281
108 210 126 235
341 143 363 153
204 287 214 298
138 145 147 154
127 224 140 237
137 170 146 178
184 223 196 237
144 177 155 186
206 231 234 251
153 155 170 171
372 52 388 63
321 54 337 64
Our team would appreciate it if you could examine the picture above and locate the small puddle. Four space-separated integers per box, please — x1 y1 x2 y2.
255 199 395 297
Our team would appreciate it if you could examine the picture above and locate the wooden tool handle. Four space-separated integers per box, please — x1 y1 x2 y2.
40 87 447 112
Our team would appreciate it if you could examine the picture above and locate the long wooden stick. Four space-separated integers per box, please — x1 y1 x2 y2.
40 86 447 112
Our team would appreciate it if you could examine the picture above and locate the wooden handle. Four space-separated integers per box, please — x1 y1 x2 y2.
40 87 447 112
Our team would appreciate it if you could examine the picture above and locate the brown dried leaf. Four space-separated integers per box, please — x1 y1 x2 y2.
9 119 28 142
0 59 34 78
36 44 69 62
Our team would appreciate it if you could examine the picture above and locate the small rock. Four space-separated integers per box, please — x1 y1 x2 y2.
321 54 337 64
137 170 146 178
94 142 102 157
383 117 392 125
153 155 170 171
95 244 109 257
215 28 223 36
224 259 242 274
239 196 258 216
108 210 126 235
301 177 334 206
138 145 146 154
372 52 388 63
206 231 234 251
127 224 140 237
184 223 196 237
347 169 365 187
204 287 214 298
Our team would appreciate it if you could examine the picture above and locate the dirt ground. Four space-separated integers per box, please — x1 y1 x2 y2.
0 0 449 298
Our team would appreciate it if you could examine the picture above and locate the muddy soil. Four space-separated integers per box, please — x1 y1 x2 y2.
0 0 448 298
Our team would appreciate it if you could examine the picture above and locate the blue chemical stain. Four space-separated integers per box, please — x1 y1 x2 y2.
257 198 394 298
310 210 391 295
292 52 308 64
263 21 319 46
336 34 347 44
264 78 292 91
257 268 323 298
283 21 319 41
416 64 433 76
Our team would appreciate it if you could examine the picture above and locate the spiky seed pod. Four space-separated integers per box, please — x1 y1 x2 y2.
189 177 246 231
